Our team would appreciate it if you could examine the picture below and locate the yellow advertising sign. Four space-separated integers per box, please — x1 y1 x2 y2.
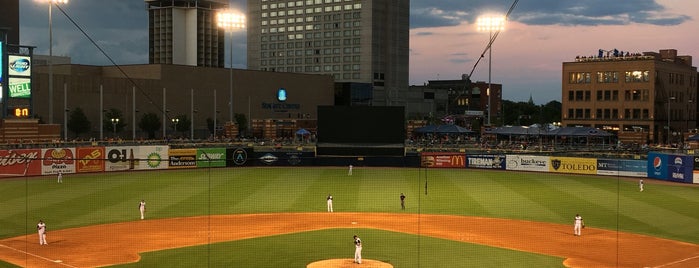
549 157 597 174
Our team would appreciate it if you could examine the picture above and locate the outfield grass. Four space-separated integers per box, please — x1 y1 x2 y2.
1 166 698 267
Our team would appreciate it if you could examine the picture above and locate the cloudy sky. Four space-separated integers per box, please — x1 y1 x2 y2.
19 0 699 104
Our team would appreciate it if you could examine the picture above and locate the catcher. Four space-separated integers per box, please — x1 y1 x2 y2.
574 214 585 236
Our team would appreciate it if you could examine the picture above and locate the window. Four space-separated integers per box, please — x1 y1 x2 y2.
596 71 618 83
625 71 650 83
569 72 591 84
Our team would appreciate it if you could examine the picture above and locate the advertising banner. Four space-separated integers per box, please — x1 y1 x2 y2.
549 156 597 175
135 145 168 170
0 149 42 177
505 155 549 172
76 147 105 173
40 148 76 175
105 146 137 171
466 154 506 169
597 159 647 177
8 77 31 98
253 151 316 166
420 152 466 168
648 152 693 183
169 148 197 169
227 147 253 166
197 148 226 167
647 152 667 180
8 55 31 76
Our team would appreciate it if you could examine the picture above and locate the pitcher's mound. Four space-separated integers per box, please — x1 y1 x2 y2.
307 259 393 268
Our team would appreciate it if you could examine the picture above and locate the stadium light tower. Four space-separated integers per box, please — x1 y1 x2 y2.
217 10 246 125
40 0 69 124
476 15 505 126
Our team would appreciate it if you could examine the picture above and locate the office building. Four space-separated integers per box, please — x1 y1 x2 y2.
145 0 228 67
562 49 698 144
246 0 409 106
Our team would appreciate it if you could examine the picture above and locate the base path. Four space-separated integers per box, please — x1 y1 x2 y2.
1 213 698 268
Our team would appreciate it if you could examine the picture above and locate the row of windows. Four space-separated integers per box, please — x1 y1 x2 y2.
569 71 651 84
263 19 360 29
260 62 360 71
262 7 361 18
567 109 650 120
260 67 362 80
263 27 362 38
261 38 360 50
668 73 686 85
261 0 357 9
567 89 650 102
261 56 361 65
261 47 360 58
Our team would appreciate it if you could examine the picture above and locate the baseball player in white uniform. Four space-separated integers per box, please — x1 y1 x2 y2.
326 194 333 212
353 235 362 264
139 200 146 219
574 214 584 236
639 179 644 192
57 172 63 183
348 165 353 176
37 220 47 245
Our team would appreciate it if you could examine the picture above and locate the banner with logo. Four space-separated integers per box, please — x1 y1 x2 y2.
75 147 105 173
505 155 549 172
597 159 647 177
197 148 226 167
227 147 252 166
0 149 42 177
168 148 197 169
8 77 31 98
466 154 505 169
135 145 168 170
420 152 466 168
40 148 76 175
8 55 31 76
548 156 597 175
105 146 138 171
253 151 316 166
648 152 693 183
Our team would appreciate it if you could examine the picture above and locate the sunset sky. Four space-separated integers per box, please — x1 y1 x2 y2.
19 0 699 104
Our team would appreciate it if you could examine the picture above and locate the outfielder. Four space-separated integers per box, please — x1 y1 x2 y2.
326 194 333 212
353 235 362 264
57 172 63 183
37 220 47 245
639 179 644 192
139 200 146 219
348 165 353 176
574 214 584 236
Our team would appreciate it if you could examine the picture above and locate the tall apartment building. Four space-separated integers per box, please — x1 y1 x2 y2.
145 0 228 67
246 0 409 106
562 49 698 144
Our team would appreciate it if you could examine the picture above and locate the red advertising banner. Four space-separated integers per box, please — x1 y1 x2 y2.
0 149 42 177
420 152 466 168
76 147 105 173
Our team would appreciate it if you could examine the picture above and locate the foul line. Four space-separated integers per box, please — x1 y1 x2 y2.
0 243 78 268
654 255 699 268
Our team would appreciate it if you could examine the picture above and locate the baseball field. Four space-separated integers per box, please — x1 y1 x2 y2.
1 166 699 267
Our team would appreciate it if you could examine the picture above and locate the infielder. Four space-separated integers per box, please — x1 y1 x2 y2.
57 172 63 183
37 220 47 245
326 194 333 212
400 193 406 210
353 235 362 264
139 200 146 219
574 214 584 236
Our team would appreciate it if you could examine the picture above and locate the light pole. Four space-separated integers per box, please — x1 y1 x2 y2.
687 99 694 135
476 15 505 126
172 118 179 135
43 0 69 124
111 118 119 136
668 96 675 144
217 10 246 124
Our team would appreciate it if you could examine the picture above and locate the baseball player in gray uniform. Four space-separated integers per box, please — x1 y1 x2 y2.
326 194 333 212
574 214 584 236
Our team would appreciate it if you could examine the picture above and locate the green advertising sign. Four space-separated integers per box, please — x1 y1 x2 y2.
9 77 31 98
197 148 226 167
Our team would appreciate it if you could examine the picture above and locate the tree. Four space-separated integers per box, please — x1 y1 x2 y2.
138 112 161 139
103 108 125 135
66 107 91 139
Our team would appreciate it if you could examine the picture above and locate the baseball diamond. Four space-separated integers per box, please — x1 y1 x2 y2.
0 167 698 267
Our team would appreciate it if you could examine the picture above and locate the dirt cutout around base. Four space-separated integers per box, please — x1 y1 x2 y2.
1 213 699 268
307 259 393 268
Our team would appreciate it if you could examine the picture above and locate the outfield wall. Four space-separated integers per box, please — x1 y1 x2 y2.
0 146 695 183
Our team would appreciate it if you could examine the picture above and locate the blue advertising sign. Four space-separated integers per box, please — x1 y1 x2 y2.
466 154 505 169
647 152 667 180
597 159 647 177
648 152 693 183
